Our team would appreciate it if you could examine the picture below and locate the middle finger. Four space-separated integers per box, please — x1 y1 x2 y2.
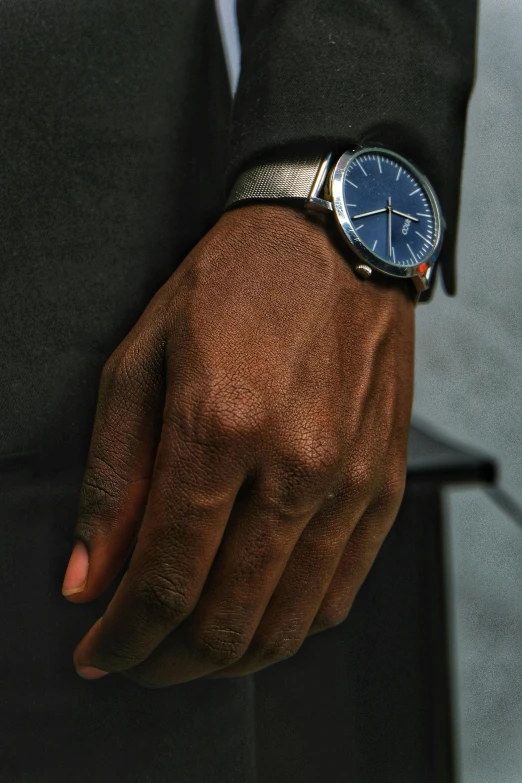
116 476 320 687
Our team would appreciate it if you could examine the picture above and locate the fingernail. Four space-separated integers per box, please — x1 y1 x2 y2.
62 540 89 596
76 665 109 680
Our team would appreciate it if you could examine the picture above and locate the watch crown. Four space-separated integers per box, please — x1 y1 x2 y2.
354 264 373 279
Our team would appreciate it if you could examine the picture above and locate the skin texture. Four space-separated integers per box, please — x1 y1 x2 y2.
64 202 415 687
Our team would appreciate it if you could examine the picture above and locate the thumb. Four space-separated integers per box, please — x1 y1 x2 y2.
62 326 166 603
62 540 90 596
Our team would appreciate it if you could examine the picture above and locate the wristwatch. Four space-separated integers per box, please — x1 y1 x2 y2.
223 147 446 306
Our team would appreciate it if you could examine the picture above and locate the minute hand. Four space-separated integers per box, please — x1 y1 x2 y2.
351 207 387 220
391 209 419 222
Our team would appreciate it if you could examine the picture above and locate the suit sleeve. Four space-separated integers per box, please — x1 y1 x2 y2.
225 0 479 297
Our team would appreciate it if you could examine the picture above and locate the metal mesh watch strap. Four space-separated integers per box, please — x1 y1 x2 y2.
224 155 326 209
224 155 424 306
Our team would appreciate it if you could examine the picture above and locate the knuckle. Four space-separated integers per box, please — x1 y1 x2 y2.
310 602 351 634
100 353 122 390
379 468 407 510
205 381 265 442
290 436 342 482
266 436 342 513
194 626 249 668
100 349 138 404
94 644 143 672
257 479 307 521
312 606 350 633
252 630 303 663
136 572 194 624
169 379 264 454
343 459 376 501
77 459 122 527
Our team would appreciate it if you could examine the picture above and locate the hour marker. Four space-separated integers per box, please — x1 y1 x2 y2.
416 213 431 217
356 159 368 176
355 224 364 231
406 243 416 261
377 157 382 174
372 239 378 251
409 187 421 196
396 167 402 181
392 246 396 263
347 204 357 207
415 230 431 243
346 179 358 188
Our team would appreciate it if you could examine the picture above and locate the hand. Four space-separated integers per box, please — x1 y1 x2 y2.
352 207 419 223
391 209 419 222
63 203 414 688
351 207 387 221
387 196 392 257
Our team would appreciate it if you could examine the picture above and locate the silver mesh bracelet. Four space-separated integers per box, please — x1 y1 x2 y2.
224 155 326 209
224 155 422 306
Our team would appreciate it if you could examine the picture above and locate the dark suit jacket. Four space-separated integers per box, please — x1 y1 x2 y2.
228 0 479 300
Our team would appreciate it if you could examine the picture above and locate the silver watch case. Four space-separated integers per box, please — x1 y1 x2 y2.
314 147 446 293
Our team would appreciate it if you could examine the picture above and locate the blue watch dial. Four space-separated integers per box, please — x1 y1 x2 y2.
342 151 436 267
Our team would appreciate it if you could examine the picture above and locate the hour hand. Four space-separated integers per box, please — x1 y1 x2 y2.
391 209 419 222
351 207 387 220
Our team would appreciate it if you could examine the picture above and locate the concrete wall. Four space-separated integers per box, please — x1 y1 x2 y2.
414 1 522 780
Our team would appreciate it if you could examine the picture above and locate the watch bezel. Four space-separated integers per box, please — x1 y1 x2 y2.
330 146 444 282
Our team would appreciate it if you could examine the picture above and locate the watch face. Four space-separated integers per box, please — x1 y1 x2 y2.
332 148 443 275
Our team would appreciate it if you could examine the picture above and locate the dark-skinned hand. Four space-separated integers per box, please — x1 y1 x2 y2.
61 202 415 687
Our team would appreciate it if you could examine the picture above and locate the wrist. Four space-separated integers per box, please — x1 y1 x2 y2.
220 202 415 313
224 147 444 308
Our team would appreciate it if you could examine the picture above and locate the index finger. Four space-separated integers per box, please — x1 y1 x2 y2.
72 408 248 673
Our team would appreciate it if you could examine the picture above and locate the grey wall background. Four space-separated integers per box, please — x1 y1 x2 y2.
414 0 522 780
215 1 522 780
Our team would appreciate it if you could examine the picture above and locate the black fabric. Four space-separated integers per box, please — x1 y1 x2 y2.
228 0 479 298
0 1 256 780
0 0 232 464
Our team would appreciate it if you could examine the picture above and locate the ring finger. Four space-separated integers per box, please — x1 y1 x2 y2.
203 484 370 678
207 467 406 678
